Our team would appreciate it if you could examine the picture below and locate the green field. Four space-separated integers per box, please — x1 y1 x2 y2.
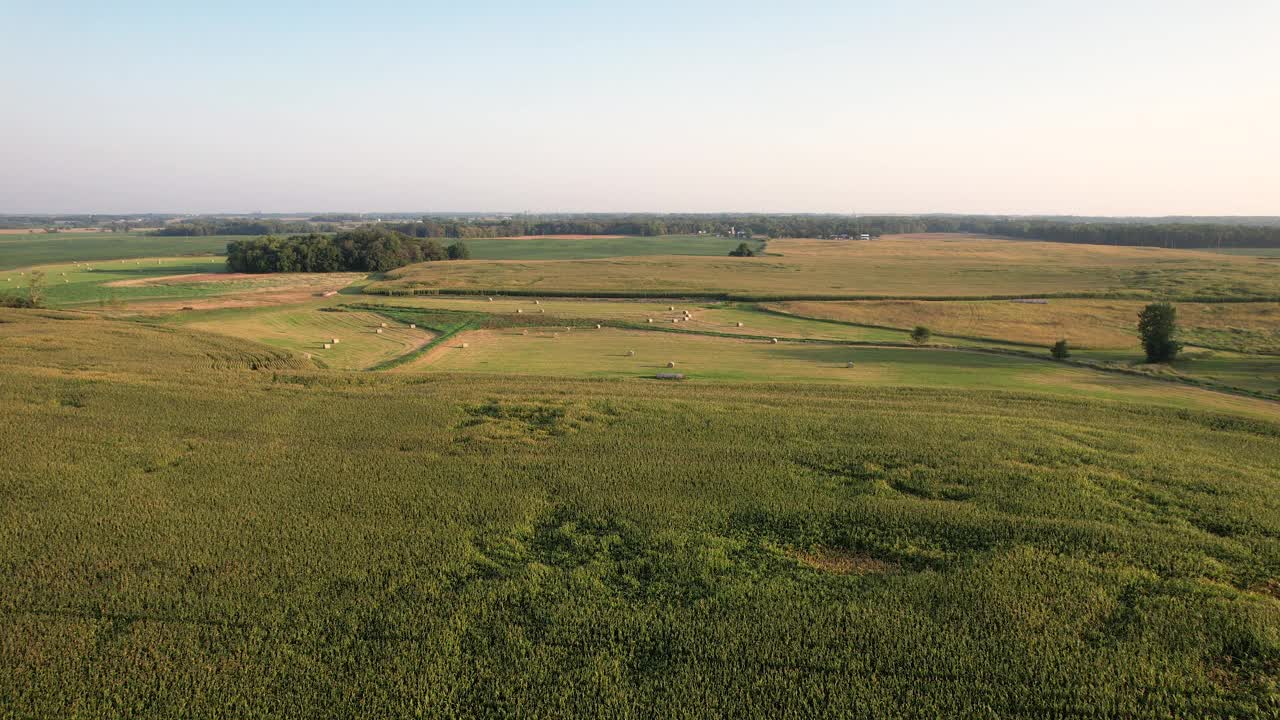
3 231 1280 718
1 256 362 309
2 310 1278 717
0 231 236 270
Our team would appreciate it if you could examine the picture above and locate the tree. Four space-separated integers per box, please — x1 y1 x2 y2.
728 242 755 257
447 241 471 260
1050 339 1071 359
1137 302 1181 362
910 326 931 345
26 270 46 307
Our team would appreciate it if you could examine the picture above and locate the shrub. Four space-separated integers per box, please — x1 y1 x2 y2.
910 326 931 345
1138 302 1181 362
447 241 472 260
728 242 755 257
1050 339 1071 360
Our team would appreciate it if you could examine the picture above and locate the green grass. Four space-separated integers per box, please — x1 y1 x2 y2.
0 231 237 270
463 234 761 260
1 310 1278 718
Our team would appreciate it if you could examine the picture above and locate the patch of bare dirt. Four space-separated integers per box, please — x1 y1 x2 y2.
791 547 897 575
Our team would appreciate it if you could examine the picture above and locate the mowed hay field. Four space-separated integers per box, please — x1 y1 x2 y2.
355 295 907 343
1 311 1279 717
399 327 1279 418
462 233 761 260
368 235 1280 299
773 299 1280 352
174 305 433 370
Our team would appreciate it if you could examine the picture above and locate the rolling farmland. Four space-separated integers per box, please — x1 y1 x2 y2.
2 231 1278 719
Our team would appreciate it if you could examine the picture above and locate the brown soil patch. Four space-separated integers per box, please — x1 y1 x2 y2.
791 547 897 575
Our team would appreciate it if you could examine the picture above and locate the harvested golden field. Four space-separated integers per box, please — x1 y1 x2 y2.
368 235 1280 300
771 299 1280 352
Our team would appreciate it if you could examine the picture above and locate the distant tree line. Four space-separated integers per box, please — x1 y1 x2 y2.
369 214 1280 248
225 227 470 273
155 219 331 236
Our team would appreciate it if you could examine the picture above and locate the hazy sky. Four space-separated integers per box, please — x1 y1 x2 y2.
2 1 1277 215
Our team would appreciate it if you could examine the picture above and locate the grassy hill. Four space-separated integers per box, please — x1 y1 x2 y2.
368 236 1280 300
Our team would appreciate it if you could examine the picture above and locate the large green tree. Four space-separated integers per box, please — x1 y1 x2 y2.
1137 302 1181 362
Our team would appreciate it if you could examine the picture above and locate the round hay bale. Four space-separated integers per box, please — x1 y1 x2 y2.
461 342 469 348
667 361 676 368
409 323 416 329
376 328 383 334
380 322 388 328
332 338 339 344
627 350 635 356
647 318 653 323
539 309 545 313
323 343 332 349
487 297 493 302
846 361 854 368
736 322 743 327
770 338 779 344
517 308 523 313
671 318 679 323
668 306 674 311
596 324 602 329
521 329 528 335
534 300 541 305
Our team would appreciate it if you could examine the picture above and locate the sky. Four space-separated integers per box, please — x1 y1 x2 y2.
2 1 1278 216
